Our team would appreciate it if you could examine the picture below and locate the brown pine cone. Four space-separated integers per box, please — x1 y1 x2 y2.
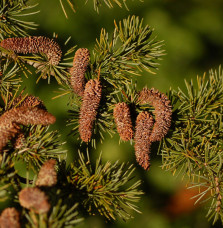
134 111 154 170
79 79 102 142
113 102 133 141
0 207 20 228
138 88 172 142
36 159 57 187
19 187 50 214
69 48 90 97
0 36 62 65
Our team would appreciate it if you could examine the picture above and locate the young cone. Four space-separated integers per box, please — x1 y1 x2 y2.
19 187 50 214
36 159 57 187
79 79 102 142
70 48 90 96
0 207 20 228
134 111 154 170
113 102 133 141
0 36 62 65
138 88 172 142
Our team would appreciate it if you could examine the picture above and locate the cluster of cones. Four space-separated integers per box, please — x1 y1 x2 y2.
114 88 172 170
70 48 172 170
0 159 57 227
69 48 102 143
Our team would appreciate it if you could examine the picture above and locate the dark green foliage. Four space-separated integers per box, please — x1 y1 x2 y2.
92 15 164 88
1 0 223 227
67 152 143 221
12 125 66 169
0 0 38 39
0 59 22 96
161 67 223 224
0 153 18 202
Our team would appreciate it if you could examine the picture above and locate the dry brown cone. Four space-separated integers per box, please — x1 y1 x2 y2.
0 207 20 228
19 187 50 214
36 159 57 187
69 48 90 97
138 88 172 142
79 79 102 142
0 36 62 65
0 107 56 151
134 111 154 170
113 102 133 141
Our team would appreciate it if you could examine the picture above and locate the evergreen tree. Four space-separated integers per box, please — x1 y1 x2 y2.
0 1 222 227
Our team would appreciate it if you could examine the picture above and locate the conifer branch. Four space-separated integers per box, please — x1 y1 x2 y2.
2 0 222 226
0 58 22 96
0 153 18 202
66 16 165 145
13 125 67 169
66 152 143 221
24 195 83 227
161 66 223 224
0 36 77 84
92 15 164 88
0 0 39 39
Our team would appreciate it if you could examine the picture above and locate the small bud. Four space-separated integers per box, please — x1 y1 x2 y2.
79 79 102 142
70 48 90 96
138 88 172 142
134 111 154 170
19 187 50 214
0 36 62 65
113 102 133 141
0 207 20 228
36 159 57 187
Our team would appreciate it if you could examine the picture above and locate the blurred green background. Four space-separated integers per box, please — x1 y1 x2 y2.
22 0 223 227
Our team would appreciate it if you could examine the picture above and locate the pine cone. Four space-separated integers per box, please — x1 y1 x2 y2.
36 159 57 187
134 111 154 170
19 187 50 214
70 48 90 97
0 207 20 228
138 88 172 142
0 36 62 65
113 102 133 141
79 79 102 142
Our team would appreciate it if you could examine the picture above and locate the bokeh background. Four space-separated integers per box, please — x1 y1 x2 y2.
20 0 223 227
